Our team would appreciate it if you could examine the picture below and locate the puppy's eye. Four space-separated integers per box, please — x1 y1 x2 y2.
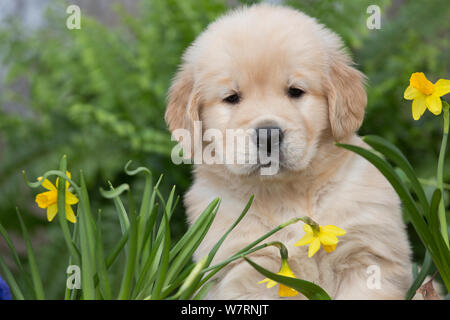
223 93 240 104
288 87 305 98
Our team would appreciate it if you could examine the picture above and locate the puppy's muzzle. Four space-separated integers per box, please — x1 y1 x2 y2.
255 126 283 156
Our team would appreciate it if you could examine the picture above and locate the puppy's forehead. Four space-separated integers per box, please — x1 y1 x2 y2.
189 6 328 86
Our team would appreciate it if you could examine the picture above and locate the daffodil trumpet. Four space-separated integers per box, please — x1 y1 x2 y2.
257 241 299 297
294 220 346 258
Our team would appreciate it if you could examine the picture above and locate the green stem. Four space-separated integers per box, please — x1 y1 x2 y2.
418 178 450 191
437 102 449 247
197 217 307 288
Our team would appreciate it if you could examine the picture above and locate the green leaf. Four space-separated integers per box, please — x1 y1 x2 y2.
16 208 45 300
101 182 130 235
124 161 153 263
151 193 172 299
106 230 129 269
406 252 433 300
169 198 220 261
139 175 164 267
164 201 218 288
206 196 253 266
177 256 209 300
244 257 331 300
78 171 97 299
193 280 216 300
94 214 111 300
429 189 442 233
117 190 139 300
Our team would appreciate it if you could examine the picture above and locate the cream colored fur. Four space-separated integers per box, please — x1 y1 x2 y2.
165 4 412 299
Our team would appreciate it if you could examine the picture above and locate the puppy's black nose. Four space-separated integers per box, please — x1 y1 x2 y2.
256 126 283 155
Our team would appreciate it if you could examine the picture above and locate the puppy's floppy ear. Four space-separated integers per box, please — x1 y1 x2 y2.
165 65 200 134
165 64 201 159
325 51 367 142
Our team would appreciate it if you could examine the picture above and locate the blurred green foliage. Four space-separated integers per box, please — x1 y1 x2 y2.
0 0 449 298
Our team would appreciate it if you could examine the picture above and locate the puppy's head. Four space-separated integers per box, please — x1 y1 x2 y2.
165 4 366 177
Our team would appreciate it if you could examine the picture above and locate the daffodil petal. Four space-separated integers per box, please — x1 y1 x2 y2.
279 284 298 297
66 191 79 205
258 278 277 289
65 171 72 189
404 85 420 100
65 205 77 223
56 171 72 190
294 232 314 247
323 244 337 253
308 237 321 258
319 232 339 246
320 225 346 236
434 79 450 97
412 95 427 120
38 177 56 191
426 94 443 115
47 204 58 222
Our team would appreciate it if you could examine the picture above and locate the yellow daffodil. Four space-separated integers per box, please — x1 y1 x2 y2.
294 224 346 258
258 259 298 297
404 72 450 120
35 171 78 223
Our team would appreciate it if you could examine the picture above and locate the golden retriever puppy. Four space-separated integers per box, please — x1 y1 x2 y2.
165 4 412 299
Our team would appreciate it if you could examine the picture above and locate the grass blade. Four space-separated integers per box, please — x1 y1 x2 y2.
0 221 33 291
0 255 24 300
16 208 45 299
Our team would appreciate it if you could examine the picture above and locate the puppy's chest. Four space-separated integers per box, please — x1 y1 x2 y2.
252 188 334 225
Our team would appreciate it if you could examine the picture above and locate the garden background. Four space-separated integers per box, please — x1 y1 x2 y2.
0 0 449 298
